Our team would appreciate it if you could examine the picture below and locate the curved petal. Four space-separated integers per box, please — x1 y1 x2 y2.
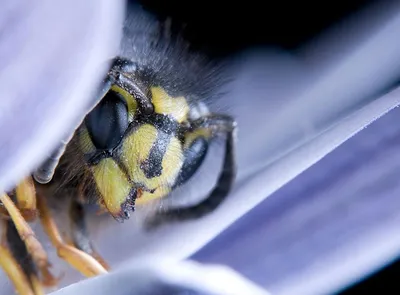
0 0 124 194
50 259 270 295
193 87 400 295
2 1 400 294
86 2 400 274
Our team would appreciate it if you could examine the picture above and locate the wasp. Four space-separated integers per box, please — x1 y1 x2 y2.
0 2 237 294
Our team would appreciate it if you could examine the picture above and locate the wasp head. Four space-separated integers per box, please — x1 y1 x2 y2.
79 59 191 222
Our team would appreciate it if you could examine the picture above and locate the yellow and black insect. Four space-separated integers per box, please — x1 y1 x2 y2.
0 2 236 294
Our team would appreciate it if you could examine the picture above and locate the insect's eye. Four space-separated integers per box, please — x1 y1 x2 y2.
85 90 129 150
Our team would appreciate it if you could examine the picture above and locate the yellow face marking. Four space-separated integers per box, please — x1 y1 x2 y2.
161 136 184 184
136 186 171 205
121 124 157 189
184 128 212 150
92 158 131 215
111 85 138 122
79 127 96 154
121 124 184 193
151 87 190 123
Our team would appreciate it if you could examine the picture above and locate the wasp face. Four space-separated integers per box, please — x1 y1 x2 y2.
57 3 237 223
79 69 192 221
0 5 237 293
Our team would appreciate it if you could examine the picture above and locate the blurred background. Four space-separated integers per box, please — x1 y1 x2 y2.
134 0 400 293
2 0 400 294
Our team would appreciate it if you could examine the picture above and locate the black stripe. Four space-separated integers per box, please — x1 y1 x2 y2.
145 127 237 229
84 111 182 165
138 113 180 135
114 187 138 222
140 130 172 179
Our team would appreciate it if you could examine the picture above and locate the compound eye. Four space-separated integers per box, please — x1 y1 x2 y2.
85 90 129 150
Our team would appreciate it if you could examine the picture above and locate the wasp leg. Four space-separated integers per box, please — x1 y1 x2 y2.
172 131 209 190
15 176 38 222
0 219 37 295
69 199 110 270
3 219 46 295
0 244 36 295
0 176 37 221
36 195 107 277
147 114 237 228
33 130 76 185
0 193 57 287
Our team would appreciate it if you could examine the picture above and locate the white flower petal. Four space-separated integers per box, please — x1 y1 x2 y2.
194 89 400 295
50 259 270 295
85 4 400 277
1 1 400 295
0 0 124 194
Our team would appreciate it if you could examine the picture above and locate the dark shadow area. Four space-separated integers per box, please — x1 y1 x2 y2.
338 258 400 294
139 0 376 58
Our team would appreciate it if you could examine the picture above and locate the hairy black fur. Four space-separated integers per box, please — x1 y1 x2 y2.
119 2 228 102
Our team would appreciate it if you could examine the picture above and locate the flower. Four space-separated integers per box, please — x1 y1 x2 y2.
1 1 400 295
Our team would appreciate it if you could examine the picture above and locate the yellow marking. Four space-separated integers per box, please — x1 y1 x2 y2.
92 158 131 216
184 128 211 149
151 87 189 123
111 85 137 122
79 127 96 154
121 124 157 188
121 124 183 192
137 186 170 205
161 136 184 185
